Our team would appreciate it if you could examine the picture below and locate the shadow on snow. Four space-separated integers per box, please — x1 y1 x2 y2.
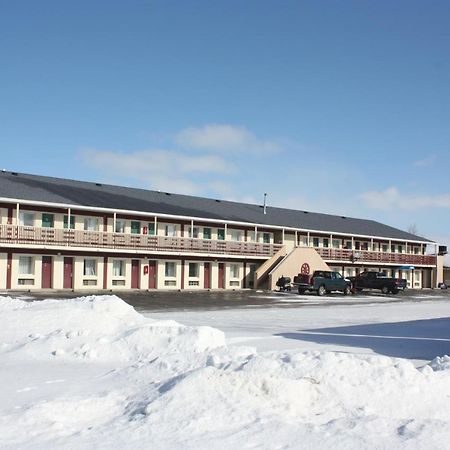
275 317 450 360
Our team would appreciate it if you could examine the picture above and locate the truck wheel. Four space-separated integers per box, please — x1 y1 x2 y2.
381 286 390 295
318 285 326 296
344 285 352 295
390 288 399 294
298 288 305 295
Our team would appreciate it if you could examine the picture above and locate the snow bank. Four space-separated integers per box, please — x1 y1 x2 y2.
0 295 225 362
1 295 449 449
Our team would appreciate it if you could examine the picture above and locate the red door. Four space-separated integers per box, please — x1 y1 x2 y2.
63 257 73 289
131 260 140 289
41 256 52 289
148 260 157 289
218 263 225 289
204 262 211 289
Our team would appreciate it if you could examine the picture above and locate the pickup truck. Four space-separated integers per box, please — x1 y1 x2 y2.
350 271 407 294
293 270 353 296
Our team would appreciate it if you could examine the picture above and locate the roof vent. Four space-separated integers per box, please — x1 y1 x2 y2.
11 172 18 176
95 183 102 187
341 216 346 219
165 192 171 196
215 199 221 203
303 211 308 214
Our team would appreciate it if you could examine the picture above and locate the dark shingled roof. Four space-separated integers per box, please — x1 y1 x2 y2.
0 171 431 242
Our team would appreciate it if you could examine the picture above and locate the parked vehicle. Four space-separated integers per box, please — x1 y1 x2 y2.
293 270 352 296
275 276 292 292
350 271 407 294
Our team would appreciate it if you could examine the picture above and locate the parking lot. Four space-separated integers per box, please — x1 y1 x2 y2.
10 287 450 312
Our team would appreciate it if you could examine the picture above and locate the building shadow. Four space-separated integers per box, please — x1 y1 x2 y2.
275 317 450 360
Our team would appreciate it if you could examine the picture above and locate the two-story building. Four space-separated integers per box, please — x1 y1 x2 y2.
0 171 443 292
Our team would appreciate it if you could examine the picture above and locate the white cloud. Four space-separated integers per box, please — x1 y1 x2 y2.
175 124 281 154
80 148 234 195
413 155 437 167
360 187 450 210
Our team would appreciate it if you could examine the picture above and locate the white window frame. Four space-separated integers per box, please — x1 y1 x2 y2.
83 259 97 277
18 256 34 275
164 224 177 237
230 230 243 242
115 219 126 233
19 212 35 227
165 261 176 278
84 217 99 232
112 259 125 277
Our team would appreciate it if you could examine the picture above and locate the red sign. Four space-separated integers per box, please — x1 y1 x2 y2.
143 265 149 275
143 226 148 235
301 263 310 275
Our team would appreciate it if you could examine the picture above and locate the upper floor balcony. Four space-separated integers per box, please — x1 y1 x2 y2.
0 224 282 258
0 224 437 266
316 247 436 267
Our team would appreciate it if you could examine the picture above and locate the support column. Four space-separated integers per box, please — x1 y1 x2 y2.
103 256 108 289
6 252 12 289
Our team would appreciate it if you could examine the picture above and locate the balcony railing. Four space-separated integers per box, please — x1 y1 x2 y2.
316 247 436 266
0 224 282 258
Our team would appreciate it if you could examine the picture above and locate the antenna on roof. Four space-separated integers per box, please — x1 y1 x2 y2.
263 193 267 215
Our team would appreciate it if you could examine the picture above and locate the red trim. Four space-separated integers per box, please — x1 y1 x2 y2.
6 252 12 289
181 259 185 289
103 256 108 289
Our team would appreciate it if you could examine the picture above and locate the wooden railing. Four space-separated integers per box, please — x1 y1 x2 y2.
0 224 282 257
316 247 436 266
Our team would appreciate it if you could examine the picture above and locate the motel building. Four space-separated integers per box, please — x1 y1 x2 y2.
0 171 445 292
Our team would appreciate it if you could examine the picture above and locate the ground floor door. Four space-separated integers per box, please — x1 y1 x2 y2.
131 259 140 289
218 263 225 289
148 260 157 289
41 256 52 289
63 257 73 289
204 262 211 289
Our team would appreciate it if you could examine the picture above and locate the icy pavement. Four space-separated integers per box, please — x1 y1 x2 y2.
0 295 449 449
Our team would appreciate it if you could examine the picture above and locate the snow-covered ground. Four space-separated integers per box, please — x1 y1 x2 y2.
1 295 450 449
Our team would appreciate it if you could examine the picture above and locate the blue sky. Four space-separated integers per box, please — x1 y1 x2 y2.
1 0 449 249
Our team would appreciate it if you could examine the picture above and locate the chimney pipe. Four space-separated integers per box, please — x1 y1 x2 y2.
263 193 267 215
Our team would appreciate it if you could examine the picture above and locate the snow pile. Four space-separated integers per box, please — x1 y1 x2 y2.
0 295 225 362
1 295 450 449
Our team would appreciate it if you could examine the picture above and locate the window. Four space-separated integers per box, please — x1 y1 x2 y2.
262 232 270 244
414 247 420 255
19 212 35 227
63 215 75 229
332 239 340 249
391 244 396 253
18 256 33 275
323 238 329 248
84 217 98 231
165 224 177 237
344 241 352 250
312 237 319 247
217 228 225 240
165 262 176 277
83 259 97 276
131 221 141 234
113 260 124 277
41 213 54 228
382 244 388 252
230 264 240 278
397 245 403 254
354 241 361 250
230 230 243 242
148 222 156 236
189 226 199 238
188 262 199 278
115 219 126 233
203 227 212 240
362 242 369 251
